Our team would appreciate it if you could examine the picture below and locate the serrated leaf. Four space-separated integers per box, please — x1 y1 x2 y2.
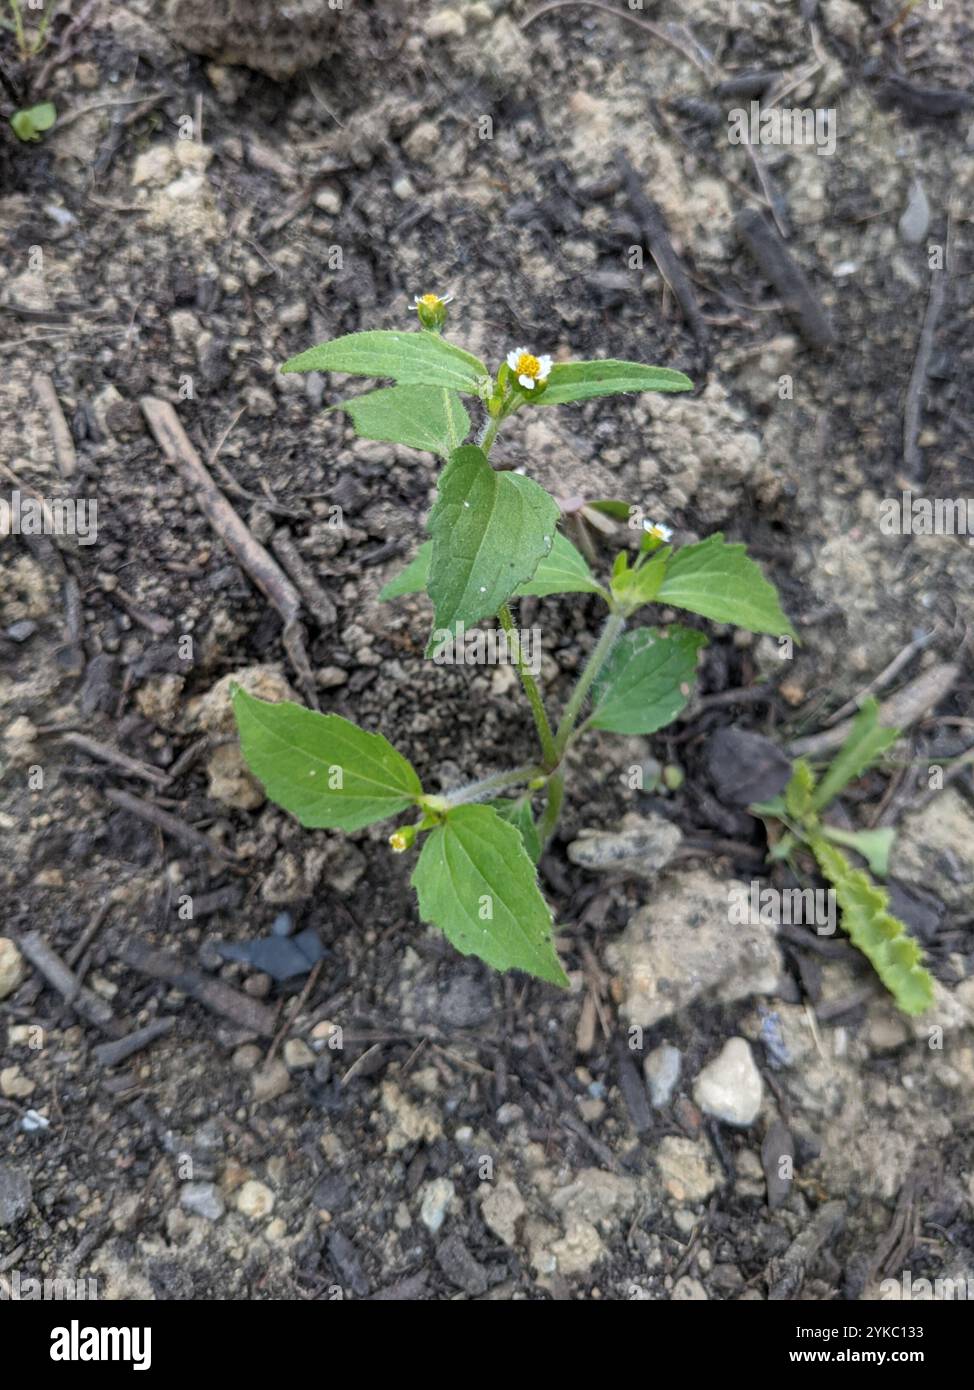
784 759 818 823
809 835 934 1015
820 824 895 877
426 446 560 637
657 533 797 638
332 385 470 460
533 360 693 406
412 804 568 985
233 688 422 831
378 542 431 600
588 625 707 735
514 531 606 598
811 698 899 811
489 796 542 863
281 330 489 394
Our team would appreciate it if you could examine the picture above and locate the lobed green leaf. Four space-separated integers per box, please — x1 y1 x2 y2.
809 835 934 1015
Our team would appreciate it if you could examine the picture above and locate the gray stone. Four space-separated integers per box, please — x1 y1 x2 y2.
180 1182 225 1221
898 180 930 245
606 869 783 1027
437 1234 488 1295
0 1163 31 1227
644 1044 682 1107
567 812 682 881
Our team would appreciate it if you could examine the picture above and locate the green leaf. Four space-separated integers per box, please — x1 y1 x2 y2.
29 101 57 131
810 698 899 811
10 103 56 141
658 533 797 638
489 796 542 863
809 835 934 1015
379 529 604 606
411 804 567 985
281 330 489 395
332 385 470 460
514 530 606 599
587 499 632 521
426 446 560 637
784 759 817 823
233 688 422 831
588 625 707 735
820 824 895 878
611 549 669 612
533 360 693 406
378 542 431 601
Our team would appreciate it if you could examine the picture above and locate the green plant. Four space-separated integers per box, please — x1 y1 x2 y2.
2 0 53 60
8 98 55 141
751 699 934 1014
233 292 795 988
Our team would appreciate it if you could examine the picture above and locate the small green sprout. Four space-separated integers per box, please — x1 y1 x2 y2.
9 100 56 142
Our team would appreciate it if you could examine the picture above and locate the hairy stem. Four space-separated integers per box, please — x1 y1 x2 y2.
441 762 540 808
498 602 558 769
537 770 564 847
554 611 626 755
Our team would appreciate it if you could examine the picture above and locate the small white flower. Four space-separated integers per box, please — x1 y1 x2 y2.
409 291 454 310
643 519 673 543
506 347 552 391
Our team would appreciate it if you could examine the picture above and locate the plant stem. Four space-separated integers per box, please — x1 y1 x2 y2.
479 416 500 454
498 602 558 769
441 762 540 808
554 611 626 755
537 770 564 848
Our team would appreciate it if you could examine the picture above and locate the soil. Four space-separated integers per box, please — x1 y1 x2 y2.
1 0 973 1302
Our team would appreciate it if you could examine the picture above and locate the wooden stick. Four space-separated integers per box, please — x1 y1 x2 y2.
18 931 117 1032
113 937 277 1037
103 786 241 864
140 397 319 706
789 662 960 758
32 374 77 478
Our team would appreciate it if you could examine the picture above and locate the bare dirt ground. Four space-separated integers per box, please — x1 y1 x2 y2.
1 0 973 1301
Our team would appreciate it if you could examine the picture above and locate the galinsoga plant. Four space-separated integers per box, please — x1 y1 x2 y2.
233 292 797 989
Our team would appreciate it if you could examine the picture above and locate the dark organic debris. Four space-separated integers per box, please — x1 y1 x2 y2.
214 927 326 982
734 208 835 350
707 726 793 805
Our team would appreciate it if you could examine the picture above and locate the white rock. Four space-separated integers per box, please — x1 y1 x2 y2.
693 1038 763 1127
419 1177 455 1233
180 1182 225 1221
0 939 25 1000
644 1044 681 1107
235 1180 274 1220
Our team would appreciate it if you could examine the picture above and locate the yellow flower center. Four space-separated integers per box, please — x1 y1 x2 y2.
419 294 441 309
516 352 541 379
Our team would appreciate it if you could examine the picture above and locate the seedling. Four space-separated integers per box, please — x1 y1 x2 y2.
234 293 796 988
751 699 934 1014
2 0 53 60
9 99 55 141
